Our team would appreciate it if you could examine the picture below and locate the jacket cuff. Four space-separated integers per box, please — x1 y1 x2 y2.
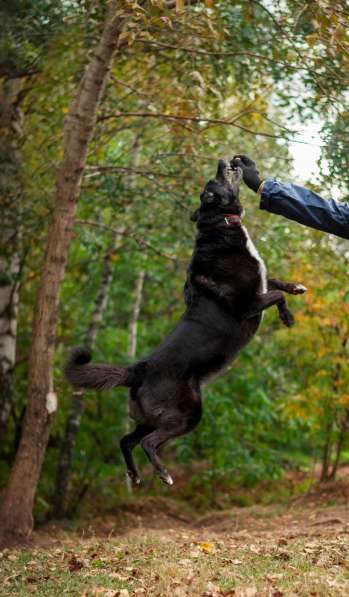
259 178 275 211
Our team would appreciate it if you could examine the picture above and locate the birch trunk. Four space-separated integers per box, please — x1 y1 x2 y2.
0 3 127 544
127 271 145 360
0 78 23 446
125 270 145 493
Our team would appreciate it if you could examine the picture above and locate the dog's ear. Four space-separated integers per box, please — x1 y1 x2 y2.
190 208 200 222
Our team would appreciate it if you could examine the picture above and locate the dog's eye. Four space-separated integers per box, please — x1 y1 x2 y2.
203 191 215 204
201 190 215 204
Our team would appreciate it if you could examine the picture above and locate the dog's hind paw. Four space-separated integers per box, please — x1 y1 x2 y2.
159 471 174 486
127 470 142 486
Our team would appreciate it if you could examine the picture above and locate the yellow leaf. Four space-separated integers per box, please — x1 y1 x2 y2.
200 541 216 554
176 0 184 9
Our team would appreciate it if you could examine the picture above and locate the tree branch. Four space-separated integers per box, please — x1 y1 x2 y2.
138 39 302 71
85 165 190 180
98 110 300 142
74 219 178 262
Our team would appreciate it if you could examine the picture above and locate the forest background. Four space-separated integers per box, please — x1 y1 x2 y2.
0 0 348 544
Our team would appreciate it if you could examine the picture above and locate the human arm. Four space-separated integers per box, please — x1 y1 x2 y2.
259 179 349 240
232 155 349 240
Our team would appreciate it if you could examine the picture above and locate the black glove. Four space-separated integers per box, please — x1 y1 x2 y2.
231 154 262 193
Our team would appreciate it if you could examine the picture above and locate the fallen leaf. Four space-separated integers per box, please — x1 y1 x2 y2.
68 555 84 572
235 587 257 597
117 590 130 597
274 550 290 561
109 572 128 580
186 569 195 584
179 558 192 566
200 542 216 554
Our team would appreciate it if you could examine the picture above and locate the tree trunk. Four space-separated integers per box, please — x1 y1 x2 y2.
127 270 145 360
53 128 143 516
0 78 23 447
53 234 119 518
320 418 333 482
124 269 145 493
329 409 349 480
0 3 127 545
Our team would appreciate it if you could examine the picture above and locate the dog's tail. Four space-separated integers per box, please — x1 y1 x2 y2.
65 347 136 390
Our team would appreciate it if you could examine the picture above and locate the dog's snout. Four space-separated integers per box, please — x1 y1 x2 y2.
234 166 243 180
215 159 229 181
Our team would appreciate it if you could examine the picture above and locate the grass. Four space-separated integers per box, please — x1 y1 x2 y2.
1 499 349 596
2 468 349 596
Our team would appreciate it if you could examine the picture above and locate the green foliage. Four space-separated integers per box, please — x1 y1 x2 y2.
1 0 349 517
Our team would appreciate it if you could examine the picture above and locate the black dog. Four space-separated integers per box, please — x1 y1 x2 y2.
65 159 306 486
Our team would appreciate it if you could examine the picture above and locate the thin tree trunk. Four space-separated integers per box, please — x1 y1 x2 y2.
0 78 23 447
0 3 127 544
329 409 349 480
320 418 333 482
127 271 145 360
125 270 145 493
53 234 120 518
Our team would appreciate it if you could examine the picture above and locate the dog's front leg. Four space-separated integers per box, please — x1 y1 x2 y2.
268 278 307 295
243 290 294 327
194 275 232 300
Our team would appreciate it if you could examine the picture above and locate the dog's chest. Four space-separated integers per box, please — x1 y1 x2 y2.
241 226 267 293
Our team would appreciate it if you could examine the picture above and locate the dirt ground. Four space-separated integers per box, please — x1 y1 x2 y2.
1 481 349 597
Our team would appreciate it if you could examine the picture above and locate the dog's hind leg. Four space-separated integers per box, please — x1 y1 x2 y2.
120 425 152 485
141 406 202 486
268 278 307 295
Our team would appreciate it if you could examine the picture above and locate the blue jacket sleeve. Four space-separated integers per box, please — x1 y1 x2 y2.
260 179 349 240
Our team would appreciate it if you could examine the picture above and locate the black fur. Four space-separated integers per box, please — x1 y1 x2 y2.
65 159 306 486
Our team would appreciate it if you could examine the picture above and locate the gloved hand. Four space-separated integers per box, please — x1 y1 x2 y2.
231 154 262 193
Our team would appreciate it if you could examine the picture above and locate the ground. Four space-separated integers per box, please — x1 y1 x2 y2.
1 482 349 597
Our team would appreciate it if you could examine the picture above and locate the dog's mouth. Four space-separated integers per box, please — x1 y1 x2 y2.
199 159 243 209
215 159 242 188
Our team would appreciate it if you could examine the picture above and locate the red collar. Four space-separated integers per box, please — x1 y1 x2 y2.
224 214 241 226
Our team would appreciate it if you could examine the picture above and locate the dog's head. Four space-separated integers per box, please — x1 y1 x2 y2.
191 159 243 222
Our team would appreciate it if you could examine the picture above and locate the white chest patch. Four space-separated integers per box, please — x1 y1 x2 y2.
241 225 268 294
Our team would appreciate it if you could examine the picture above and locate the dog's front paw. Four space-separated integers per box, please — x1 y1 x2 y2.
289 284 307 295
279 307 295 328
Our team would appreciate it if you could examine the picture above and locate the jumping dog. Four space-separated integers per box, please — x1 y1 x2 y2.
65 160 306 486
